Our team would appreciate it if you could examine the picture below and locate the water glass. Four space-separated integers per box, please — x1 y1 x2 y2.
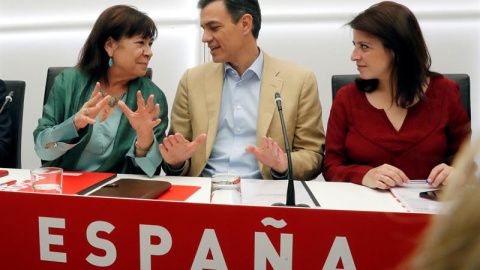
31 167 63 194
211 174 241 204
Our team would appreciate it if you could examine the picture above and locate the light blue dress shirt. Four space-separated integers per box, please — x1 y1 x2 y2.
202 52 264 179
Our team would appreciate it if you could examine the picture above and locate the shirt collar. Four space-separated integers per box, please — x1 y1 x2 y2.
224 49 264 80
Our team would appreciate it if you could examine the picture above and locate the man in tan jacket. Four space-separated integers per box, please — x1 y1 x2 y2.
159 0 325 180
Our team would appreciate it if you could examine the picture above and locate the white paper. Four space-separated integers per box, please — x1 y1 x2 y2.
241 179 317 207
63 172 82 176
306 181 406 212
390 180 444 214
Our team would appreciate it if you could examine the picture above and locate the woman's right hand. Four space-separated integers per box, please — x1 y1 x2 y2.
73 82 111 131
362 164 410 189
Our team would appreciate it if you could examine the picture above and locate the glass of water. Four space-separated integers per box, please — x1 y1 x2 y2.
211 174 241 204
31 167 63 194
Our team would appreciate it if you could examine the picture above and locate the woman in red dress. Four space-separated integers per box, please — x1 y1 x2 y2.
323 1 471 189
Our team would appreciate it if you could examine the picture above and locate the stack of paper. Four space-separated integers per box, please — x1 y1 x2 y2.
390 181 444 214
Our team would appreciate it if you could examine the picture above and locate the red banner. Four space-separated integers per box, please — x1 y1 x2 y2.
0 191 431 269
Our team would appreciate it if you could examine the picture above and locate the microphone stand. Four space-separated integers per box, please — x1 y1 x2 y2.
272 92 309 207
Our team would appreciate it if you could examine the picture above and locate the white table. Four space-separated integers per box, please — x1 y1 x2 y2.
2 168 407 212
306 181 406 212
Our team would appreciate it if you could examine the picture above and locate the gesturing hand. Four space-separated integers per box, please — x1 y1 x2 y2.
362 164 410 189
245 136 288 174
73 82 111 131
159 133 207 168
118 90 161 138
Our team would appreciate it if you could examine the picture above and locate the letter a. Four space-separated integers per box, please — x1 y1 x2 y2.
191 229 227 270
323 237 356 270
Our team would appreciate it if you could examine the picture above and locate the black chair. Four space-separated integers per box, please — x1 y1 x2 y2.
44 67 153 105
331 74 471 119
3 80 25 168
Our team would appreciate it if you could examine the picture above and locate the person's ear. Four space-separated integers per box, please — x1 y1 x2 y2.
390 50 398 63
240 14 253 36
104 37 116 57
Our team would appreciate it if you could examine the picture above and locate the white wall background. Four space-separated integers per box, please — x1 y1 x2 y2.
0 0 479 169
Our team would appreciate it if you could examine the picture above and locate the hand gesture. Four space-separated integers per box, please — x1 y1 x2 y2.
245 136 288 174
362 164 410 189
159 133 207 168
73 82 111 130
118 90 161 138
427 163 453 187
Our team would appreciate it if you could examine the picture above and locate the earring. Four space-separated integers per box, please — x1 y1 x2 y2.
108 58 113 67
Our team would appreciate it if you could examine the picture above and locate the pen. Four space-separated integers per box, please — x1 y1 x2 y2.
0 180 17 187
409 180 429 184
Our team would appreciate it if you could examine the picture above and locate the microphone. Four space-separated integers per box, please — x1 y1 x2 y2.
272 92 309 207
0 91 13 114
275 92 282 111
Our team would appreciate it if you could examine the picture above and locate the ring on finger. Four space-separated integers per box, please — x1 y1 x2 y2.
380 174 385 181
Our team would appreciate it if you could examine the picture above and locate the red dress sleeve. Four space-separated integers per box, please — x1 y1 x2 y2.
322 85 372 185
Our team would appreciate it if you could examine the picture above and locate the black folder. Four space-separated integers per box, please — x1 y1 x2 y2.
89 178 171 199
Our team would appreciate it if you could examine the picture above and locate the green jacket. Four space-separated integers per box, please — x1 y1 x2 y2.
34 68 168 175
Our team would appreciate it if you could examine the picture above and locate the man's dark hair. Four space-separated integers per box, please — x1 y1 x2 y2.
198 0 261 39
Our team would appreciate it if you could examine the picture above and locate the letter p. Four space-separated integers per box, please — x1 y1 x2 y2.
139 225 172 270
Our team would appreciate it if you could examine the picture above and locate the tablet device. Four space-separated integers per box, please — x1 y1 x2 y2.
419 189 443 201
89 178 171 199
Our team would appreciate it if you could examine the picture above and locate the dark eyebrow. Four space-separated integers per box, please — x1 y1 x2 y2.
202 21 220 28
355 41 370 45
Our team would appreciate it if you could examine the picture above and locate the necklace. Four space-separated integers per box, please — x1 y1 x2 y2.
100 89 126 107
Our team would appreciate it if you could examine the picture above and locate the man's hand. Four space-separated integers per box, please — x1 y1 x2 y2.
245 136 288 174
159 133 207 168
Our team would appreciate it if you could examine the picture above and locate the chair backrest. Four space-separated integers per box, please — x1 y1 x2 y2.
3 80 25 168
331 74 471 119
44 67 153 105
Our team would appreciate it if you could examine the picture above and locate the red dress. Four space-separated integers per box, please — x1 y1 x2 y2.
323 76 471 184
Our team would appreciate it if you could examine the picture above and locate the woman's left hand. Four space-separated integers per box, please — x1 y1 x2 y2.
118 90 161 151
427 163 453 187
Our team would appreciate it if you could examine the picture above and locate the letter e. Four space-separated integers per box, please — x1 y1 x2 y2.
38 216 66 263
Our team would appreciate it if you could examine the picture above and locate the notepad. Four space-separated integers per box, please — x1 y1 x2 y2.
89 178 171 199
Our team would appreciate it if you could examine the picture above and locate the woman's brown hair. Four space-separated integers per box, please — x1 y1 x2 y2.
348 1 439 108
77 5 157 85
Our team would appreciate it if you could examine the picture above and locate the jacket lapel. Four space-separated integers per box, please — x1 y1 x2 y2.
204 64 225 160
257 54 283 144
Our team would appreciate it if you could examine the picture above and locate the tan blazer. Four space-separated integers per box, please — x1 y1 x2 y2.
169 52 325 180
